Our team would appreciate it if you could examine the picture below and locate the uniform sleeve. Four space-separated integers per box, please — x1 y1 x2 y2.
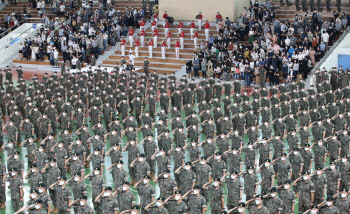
113 199 119 211
278 199 283 211
310 181 315 193
201 197 207 208
151 186 156 197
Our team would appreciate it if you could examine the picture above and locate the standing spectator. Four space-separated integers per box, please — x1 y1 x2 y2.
201 58 207 78
193 57 200 78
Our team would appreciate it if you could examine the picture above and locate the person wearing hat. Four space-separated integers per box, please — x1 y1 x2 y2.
275 153 292 185
51 140 68 178
326 134 341 162
257 137 271 163
67 172 87 208
340 130 350 157
182 185 206 214
145 197 168 213
17 198 45 214
325 161 341 197
49 176 71 214
162 190 187 213
120 204 140 214
311 167 327 204
208 152 227 179
185 139 201 163
16 190 39 214
290 147 304 184
278 180 296 213
202 177 225 213
321 196 340 213
232 111 246 136
130 153 151 183
36 183 51 212
292 171 315 212
228 202 246 213
134 175 155 213
85 167 103 212
262 187 283 214
243 142 257 168
108 159 127 190
40 158 60 212
257 158 275 196
243 166 258 200
335 188 350 213
334 113 347 132
87 148 104 175
194 156 212 202
201 117 216 139
337 155 350 191
116 181 136 212
25 163 43 192
68 195 94 213
151 148 170 176
5 120 18 146
168 145 185 185
246 195 269 214
7 151 24 178
154 169 177 198
66 152 85 180
174 161 196 194
313 139 328 169
94 186 118 213
221 170 243 210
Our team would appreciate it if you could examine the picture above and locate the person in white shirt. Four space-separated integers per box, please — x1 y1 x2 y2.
37 1 41 11
60 4 65 16
71 56 77 69
53 48 59 67
129 51 135 65
321 30 329 50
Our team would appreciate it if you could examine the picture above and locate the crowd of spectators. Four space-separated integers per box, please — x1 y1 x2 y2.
12 0 147 68
188 0 350 86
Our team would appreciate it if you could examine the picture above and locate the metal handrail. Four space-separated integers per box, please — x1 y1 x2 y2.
311 26 350 73
0 20 24 38
0 24 36 54
24 17 46 23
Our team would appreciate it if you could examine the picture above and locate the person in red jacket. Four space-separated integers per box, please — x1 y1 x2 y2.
154 12 159 25
166 31 172 49
216 12 222 31
178 20 183 33
151 19 157 31
193 30 199 49
174 39 180 60
139 18 146 30
139 29 146 47
134 39 140 58
164 19 170 35
204 20 210 41
127 27 134 47
197 12 203 30
148 39 153 58
160 40 166 59
179 29 185 50
190 20 195 39
120 36 126 57
152 28 159 48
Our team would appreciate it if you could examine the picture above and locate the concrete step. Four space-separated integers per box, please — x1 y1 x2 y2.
116 47 195 54
108 55 187 64
103 60 182 69
113 51 194 58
